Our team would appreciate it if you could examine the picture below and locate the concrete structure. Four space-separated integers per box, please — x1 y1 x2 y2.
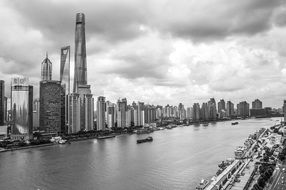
60 46 71 94
237 101 250 118
41 53 52 81
192 103 200 122
96 96 106 131
11 77 33 140
67 93 80 133
107 103 115 129
200 102 209 121
208 98 217 120
71 13 94 132
0 80 4 126
252 99 262 109
117 98 127 128
218 99 226 118
226 101 235 118
33 99 40 130
40 81 65 134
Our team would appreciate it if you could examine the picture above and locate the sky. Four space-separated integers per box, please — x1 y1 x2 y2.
0 0 286 108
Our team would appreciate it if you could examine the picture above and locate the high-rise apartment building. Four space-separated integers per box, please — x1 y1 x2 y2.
237 101 250 118
97 96 106 131
117 98 127 128
192 103 200 122
252 99 262 109
0 80 4 126
226 101 235 118
11 77 33 140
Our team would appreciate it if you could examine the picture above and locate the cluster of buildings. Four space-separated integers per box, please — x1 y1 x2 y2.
0 13 284 141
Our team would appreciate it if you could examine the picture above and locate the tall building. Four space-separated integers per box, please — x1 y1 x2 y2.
40 81 65 134
11 77 33 140
41 53 52 81
218 99 225 118
192 103 200 122
71 13 94 132
33 99 40 130
237 101 250 118
60 46 71 94
208 98 217 120
252 99 262 109
74 13 87 91
67 93 80 133
97 96 106 131
117 98 127 128
107 103 115 129
283 100 286 122
200 102 209 121
226 101 235 118
0 80 4 126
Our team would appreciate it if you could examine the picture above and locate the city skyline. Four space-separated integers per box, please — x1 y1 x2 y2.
0 0 286 108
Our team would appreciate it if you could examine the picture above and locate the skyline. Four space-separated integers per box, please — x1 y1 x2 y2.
0 0 286 107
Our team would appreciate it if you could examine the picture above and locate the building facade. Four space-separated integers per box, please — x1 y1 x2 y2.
11 77 33 140
0 80 4 126
97 96 106 131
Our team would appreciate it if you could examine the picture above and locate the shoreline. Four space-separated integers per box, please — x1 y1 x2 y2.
0 117 279 153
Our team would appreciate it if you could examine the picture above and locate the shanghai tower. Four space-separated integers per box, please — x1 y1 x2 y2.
68 13 94 134
74 13 87 93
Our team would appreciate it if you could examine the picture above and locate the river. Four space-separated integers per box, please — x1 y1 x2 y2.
0 118 280 190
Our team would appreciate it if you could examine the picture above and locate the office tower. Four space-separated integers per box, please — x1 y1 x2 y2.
97 96 106 131
0 80 4 126
178 103 185 120
117 98 127 128
218 99 225 117
252 99 262 109
6 98 11 123
71 13 94 132
33 99 40 130
60 46 71 94
74 13 87 92
40 81 65 134
192 103 200 122
4 97 7 123
41 53 52 81
200 102 209 121
11 77 33 140
237 101 250 118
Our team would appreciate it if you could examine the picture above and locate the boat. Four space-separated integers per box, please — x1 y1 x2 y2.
196 179 209 190
137 136 153 144
231 122 239 125
97 135 116 139
58 139 67 144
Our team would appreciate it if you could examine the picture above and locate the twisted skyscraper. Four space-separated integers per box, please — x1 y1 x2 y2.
68 13 94 133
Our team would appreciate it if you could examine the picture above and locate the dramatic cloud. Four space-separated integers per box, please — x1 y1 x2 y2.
0 0 286 107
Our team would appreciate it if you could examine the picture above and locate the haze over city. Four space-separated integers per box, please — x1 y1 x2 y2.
0 0 286 107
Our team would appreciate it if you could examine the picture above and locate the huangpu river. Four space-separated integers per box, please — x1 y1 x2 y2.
0 118 280 190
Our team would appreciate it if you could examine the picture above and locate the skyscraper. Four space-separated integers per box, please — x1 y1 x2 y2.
117 98 127 128
252 99 262 109
237 101 250 118
0 80 4 126
11 77 33 140
226 101 235 118
40 81 65 134
41 53 52 81
74 13 87 92
60 46 71 94
70 13 94 132
208 98 217 120
97 96 106 131
192 103 200 122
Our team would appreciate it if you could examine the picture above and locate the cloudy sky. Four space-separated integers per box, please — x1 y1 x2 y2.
0 0 286 108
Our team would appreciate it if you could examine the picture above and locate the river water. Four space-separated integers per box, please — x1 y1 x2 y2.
0 118 280 190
